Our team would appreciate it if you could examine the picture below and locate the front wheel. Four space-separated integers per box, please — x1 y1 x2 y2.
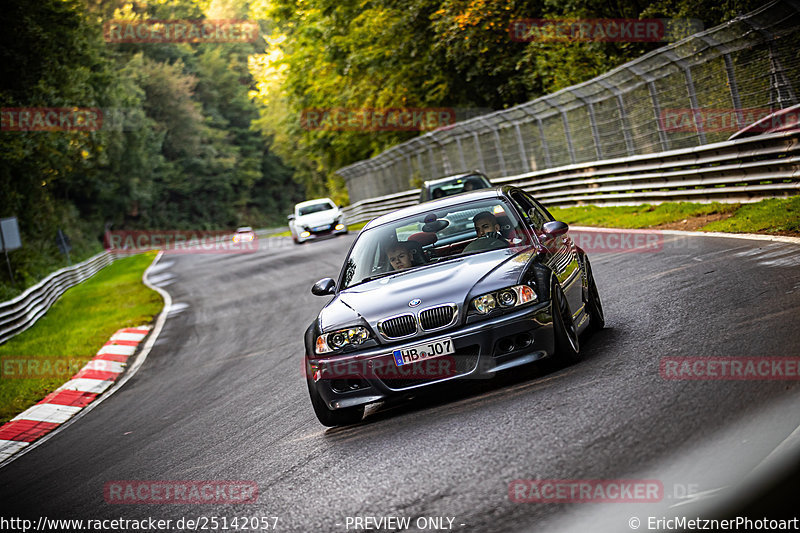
306 376 364 427
552 280 580 364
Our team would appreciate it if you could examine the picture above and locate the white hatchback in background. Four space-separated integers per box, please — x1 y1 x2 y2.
288 198 348 244
232 226 255 244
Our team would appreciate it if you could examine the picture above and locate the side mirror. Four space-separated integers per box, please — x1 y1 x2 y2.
287 214 295 221
311 277 336 296
542 220 569 238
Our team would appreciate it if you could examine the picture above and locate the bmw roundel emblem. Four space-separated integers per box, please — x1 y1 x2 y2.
408 298 422 307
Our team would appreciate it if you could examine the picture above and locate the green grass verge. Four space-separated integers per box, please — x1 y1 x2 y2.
0 252 163 423
700 196 800 234
348 221 369 232
549 202 738 229
549 197 800 235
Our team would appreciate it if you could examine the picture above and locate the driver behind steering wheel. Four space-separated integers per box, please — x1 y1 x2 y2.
463 211 509 252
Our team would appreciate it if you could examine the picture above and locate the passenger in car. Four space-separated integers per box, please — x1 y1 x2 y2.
386 242 414 271
386 240 427 270
462 177 483 192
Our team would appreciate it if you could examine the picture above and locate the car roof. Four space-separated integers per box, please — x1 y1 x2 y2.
422 171 487 187
295 198 335 208
363 186 510 231
236 226 253 231
727 103 800 140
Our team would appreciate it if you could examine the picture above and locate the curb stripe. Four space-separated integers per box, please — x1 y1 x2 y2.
0 324 152 461
71 369 121 381
57 378 115 394
0 420 60 441
104 339 140 347
97 344 137 356
11 404 83 424
38 390 98 407
0 440 30 461
95 352 129 362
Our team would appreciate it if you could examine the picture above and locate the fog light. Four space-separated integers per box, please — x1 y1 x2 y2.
300 231 311 238
335 224 345 231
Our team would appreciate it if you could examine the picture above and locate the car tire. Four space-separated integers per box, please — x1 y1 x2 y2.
306 375 365 427
552 279 580 364
584 257 604 332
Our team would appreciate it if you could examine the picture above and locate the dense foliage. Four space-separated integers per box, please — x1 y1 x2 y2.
0 0 302 296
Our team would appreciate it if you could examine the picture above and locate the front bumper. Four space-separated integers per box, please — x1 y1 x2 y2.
307 302 555 410
296 223 348 243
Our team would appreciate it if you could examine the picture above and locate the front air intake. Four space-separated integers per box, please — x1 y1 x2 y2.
379 314 417 338
419 304 457 331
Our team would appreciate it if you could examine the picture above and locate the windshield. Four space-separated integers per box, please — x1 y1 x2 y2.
340 198 525 289
424 174 492 200
298 202 335 216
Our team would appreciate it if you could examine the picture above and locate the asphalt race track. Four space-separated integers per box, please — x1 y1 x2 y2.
1 231 799 532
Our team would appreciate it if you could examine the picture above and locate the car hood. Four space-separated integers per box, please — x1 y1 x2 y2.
319 247 536 334
295 210 338 227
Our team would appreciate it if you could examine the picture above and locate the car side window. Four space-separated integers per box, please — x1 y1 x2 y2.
525 192 554 226
510 191 545 231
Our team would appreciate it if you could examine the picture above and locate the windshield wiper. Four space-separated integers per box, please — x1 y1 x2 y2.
349 271 397 287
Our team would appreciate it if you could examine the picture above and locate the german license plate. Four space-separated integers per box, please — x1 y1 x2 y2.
313 225 330 231
392 338 454 367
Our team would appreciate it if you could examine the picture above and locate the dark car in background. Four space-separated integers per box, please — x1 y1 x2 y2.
419 171 493 202
304 186 604 426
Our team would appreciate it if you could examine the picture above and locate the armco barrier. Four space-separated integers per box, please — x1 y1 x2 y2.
342 130 800 224
0 251 115 345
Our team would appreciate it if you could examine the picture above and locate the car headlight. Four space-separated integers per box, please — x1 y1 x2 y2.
470 284 537 315
315 326 371 354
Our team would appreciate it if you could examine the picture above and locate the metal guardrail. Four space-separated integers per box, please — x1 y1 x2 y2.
342 130 800 224
0 251 115 345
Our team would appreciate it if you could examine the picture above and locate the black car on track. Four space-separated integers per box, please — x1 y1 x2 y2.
304 186 604 426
